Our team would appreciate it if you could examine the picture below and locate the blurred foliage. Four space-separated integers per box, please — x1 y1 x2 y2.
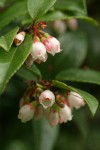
0 0 100 150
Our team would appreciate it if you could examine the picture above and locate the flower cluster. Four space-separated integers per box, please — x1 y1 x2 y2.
52 19 78 34
18 81 85 127
14 22 61 66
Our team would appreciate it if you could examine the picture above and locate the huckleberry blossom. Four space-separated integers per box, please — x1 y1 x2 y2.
18 104 35 122
39 90 55 109
46 36 61 56
14 31 26 46
48 109 59 127
59 105 72 123
31 41 47 63
43 39 52 52
67 92 85 109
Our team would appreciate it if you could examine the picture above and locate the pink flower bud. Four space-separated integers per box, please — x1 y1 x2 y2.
38 22 47 29
25 54 34 67
67 18 78 31
59 105 72 123
43 39 52 52
53 20 67 34
31 41 47 63
67 92 85 109
14 31 26 46
39 90 55 109
47 36 61 56
48 109 59 127
18 104 35 122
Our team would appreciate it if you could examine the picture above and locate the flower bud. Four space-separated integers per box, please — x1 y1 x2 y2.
48 109 59 127
31 41 47 63
67 18 78 31
67 92 85 109
18 104 35 122
14 31 26 46
47 36 61 56
38 22 47 29
53 20 67 34
59 105 72 123
25 54 34 67
39 90 55 109
43 39 52 52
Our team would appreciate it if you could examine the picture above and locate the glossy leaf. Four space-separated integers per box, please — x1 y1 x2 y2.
0 2 27 29
54 0 87 16
38 11 67 22
56 68 100 85
17 64 42 81
27 0 56 19
0 35 33 95
53 32 87 73
52 80 98 115
38 11 97 25
0 27 19 51
74 110 89 137
53 0 97 25
32 117 59 150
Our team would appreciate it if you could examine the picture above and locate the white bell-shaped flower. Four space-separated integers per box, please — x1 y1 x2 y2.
43 39 52 52
59 105 72 123
18 104 35 123
14 31 26 46
48 109 59 127
39 90 55 109
47 36 61 56
31 41 47 63
67 92 85 109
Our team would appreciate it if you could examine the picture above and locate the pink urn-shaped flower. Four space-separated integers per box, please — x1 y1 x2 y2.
45 36 61 56
31 41 47 63
59 105 73 123
67 91 85 109
39 90 55 109
18 104 35 122
48 109 59 127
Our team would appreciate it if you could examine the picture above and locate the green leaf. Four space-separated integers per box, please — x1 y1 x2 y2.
52 80 98 115
37 11 67 22
56 68 100 85
0 2 27 30
54 0 87 16
0 35 33 95
0 0 5 7
53 32 87 73
0 27 19 51
74 110 89 137
38 11 97 25
27 0 56 19
17 64 42 81
53 0 97 25
32 117 59 150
